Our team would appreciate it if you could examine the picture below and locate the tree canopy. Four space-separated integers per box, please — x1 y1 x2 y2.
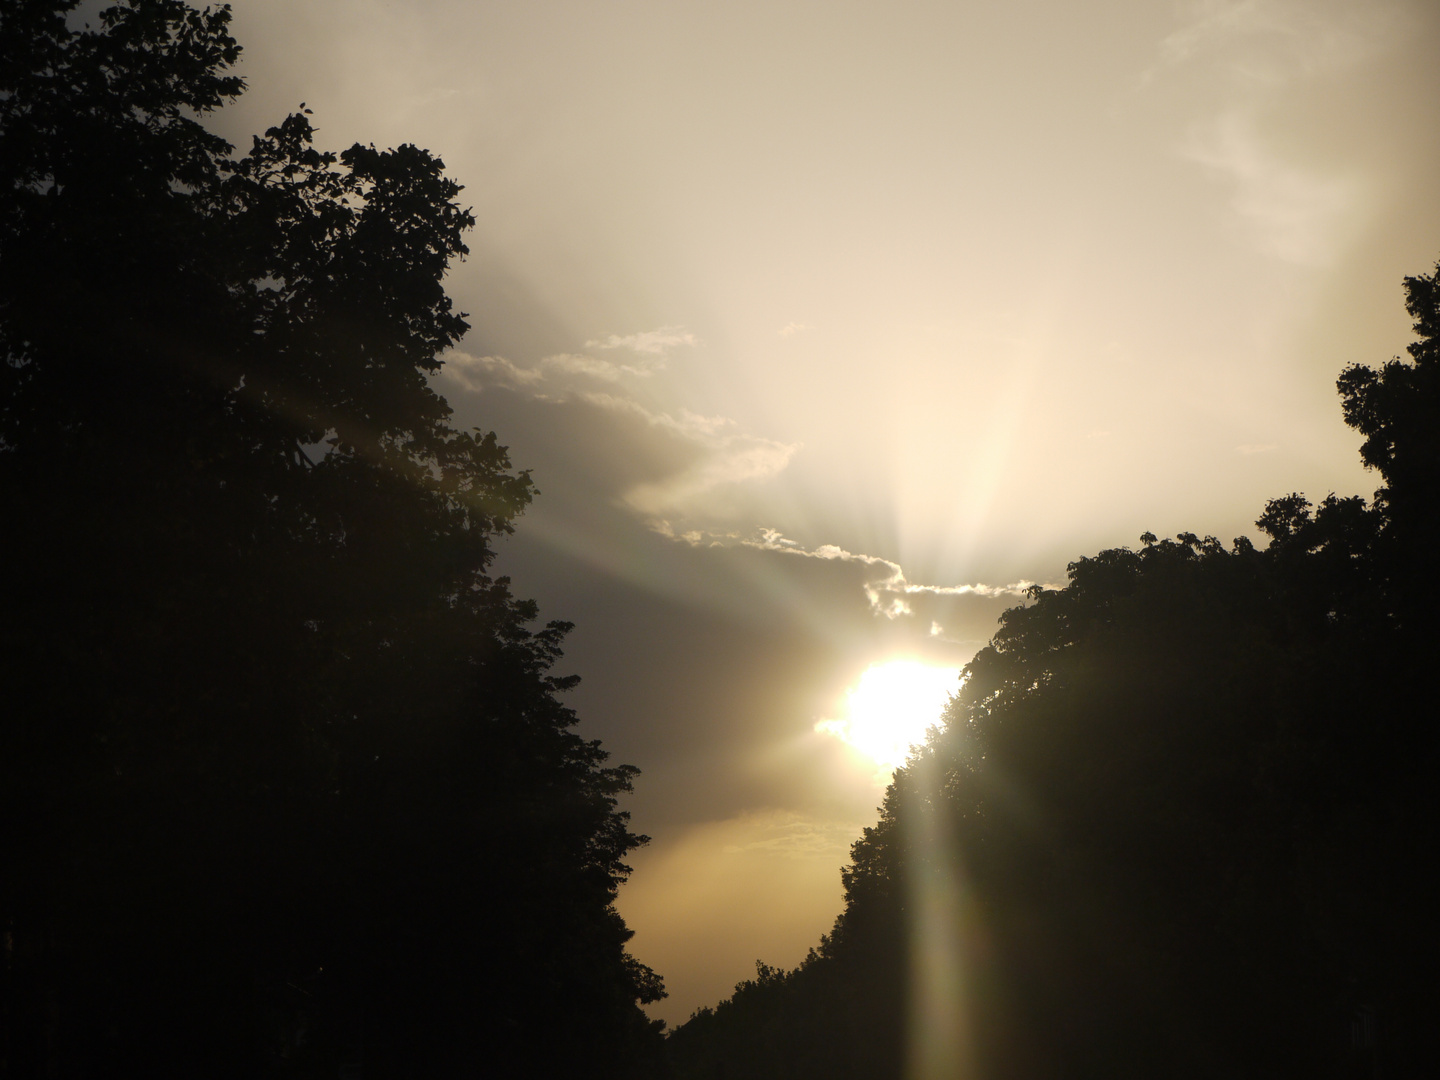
1 2 662 1075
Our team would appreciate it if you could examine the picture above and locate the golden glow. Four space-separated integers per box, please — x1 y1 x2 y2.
614 810 863 1028
816 660 960 774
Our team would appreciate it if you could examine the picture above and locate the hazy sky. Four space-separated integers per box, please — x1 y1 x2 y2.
218 0 1440 1025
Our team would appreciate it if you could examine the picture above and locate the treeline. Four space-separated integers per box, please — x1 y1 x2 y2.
664 267 1440 1078
1 3 663 1076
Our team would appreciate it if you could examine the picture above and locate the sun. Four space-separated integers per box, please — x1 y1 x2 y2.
816 660 960 773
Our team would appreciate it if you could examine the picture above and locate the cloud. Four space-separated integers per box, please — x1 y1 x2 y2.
499 387 799 520
573 394 737 441
1156 0 1389 79
778 322 813 338
586 326 699 354
715 813 863 859
440 345 799 522
1158 0 1272 68
441 351 546 393
445 347 1038 631
541 352 662 381
621 435 799 518
650 524 1043 620
1145 0 1398 266
441 347 668 392
1180 112 1363 265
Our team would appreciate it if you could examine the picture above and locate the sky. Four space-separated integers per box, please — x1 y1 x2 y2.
216 0 1440 1026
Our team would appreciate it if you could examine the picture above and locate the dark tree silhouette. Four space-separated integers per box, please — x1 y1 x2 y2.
0 2 662 1075
666 263 1440 1079
1337 267 1440 638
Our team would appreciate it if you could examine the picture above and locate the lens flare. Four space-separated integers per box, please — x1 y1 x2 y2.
815 660 960 774
904 756 976 1080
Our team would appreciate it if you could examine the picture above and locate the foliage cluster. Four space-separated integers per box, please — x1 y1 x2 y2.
665 272 1440 1077
0 2 662 1075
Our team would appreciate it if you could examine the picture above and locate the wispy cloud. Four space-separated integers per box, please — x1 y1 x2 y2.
1147 0 1395 266
650 524 1043 620
572 394 737 441
717 813 862 859
541 352 662 381
1155 0 1388 80
441 352 546 393
440 345 799 520
778 322 813 338
447 344 1046 618
1180 111 1363 265
586 326 699 354
621 434 798 518
442 348 665 391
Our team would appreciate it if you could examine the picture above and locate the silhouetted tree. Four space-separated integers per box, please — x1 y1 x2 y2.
666 262 1440 1079
1337 265 1440 636
0 2 662 1075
